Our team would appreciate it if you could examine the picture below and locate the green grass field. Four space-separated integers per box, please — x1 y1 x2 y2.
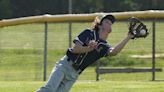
0 81 164 92
0 22 164 91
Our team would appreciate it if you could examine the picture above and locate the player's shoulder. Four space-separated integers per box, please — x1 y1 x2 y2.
79 28 93 35
83 28 93 33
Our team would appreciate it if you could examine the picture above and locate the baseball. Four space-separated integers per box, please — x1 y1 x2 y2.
140 29 146 35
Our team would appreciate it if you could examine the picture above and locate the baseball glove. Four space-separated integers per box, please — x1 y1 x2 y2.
128 17 149 39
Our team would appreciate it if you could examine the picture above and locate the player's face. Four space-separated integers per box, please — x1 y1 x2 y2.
101 19 112 33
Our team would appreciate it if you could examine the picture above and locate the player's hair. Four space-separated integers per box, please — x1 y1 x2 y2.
92 15 115 31
92 16 100 31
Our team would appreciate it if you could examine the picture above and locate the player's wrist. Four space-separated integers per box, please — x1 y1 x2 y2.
127 33 134 39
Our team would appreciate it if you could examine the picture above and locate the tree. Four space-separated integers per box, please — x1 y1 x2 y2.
0 0 13 19
73 0 104 13
0 0 164 19
10 0 68 18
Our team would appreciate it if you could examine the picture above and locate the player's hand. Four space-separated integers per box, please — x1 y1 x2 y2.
128 17 149 39
88 40 98 49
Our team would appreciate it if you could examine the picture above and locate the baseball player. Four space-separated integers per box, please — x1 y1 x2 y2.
36 14 147 92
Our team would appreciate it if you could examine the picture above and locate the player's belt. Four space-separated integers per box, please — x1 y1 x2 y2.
67 57 82 74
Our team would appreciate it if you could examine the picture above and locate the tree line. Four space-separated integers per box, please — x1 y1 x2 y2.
0 0 163 19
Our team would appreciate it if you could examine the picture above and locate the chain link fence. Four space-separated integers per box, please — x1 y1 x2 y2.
0 20 164 81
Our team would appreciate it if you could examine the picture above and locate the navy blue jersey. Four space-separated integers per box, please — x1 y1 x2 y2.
66 29 113 71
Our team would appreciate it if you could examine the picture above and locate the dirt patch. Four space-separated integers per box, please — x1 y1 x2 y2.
130 54 164 59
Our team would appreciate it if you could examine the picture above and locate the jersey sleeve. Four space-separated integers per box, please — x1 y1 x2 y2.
95 42 113 57
73 29 91 45
105 44 114 57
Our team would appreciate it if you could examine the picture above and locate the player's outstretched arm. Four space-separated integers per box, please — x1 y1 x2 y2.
109 33 134 56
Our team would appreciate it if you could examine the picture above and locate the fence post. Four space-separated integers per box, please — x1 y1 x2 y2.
43 22 48 81
152 19 156 81
96 61 100 81
68 0 72 47
69 22 72 47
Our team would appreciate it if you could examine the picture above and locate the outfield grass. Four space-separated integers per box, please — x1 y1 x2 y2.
0 81 164 92
0 48 163 81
